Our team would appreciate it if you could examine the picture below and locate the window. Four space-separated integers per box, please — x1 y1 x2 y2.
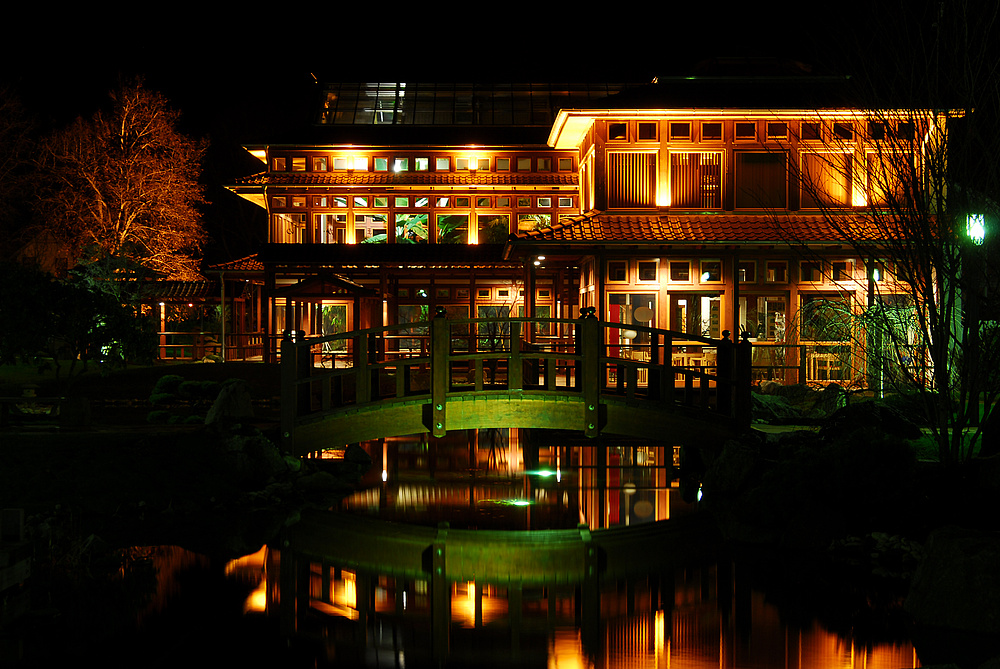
832 260 853 281
292 157 306 171
801 153 852 208
313 156 328 171
558 197 573 208
393 158 409 172
735 122 756 140
766 122 787 140
609 293 657 352
671 293 721 338
355 213 386 243
437 214 468 243
867 151 911 205
455 197 470 207
517 197 530 207
537 158 551 171
477 197 491 207
477 158 490 171
833 122 854 140
608 122 627 140
436 157 451 170
436 197 450 207
496 158 510 171
271 213 306 243
738 261 756 283
517 157 531 171
607 152 657 208
496 196 511 207
333 157 350 170
700 260 722 283
415 157 429 171
414 197 428 207
801 122 821 141
701 122 722 141
637 261 658 282
375 157 388 171
558 158 573 171
272 196 286 208
313 196 329 207
352 156 368 171
801 261 824 282
395 213 428 243
291 196 306 208
607 260 628 282
517 213 551 232
394 196 409 207
456 158 469 170
315 213 347 244
669 261 690 282
868 121 886 141
374 196 388 207
671 153 722 209
735 152 787 208
353 196 368 208
896 122 915 140
537 197 552 207
800 294 852 341
333 196 348 207
669 122 690 140
478 214 510 243
272 157 286 171
740 295 786 341
765 260 787 283
638 122 658 140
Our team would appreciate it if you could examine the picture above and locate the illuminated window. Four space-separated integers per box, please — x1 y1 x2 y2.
558 197 573 207
766 122 787 140
669 122 690 140
496 158 510 171
537 197 552 207
637 260 658 282
313 156 328 171
735 122 756 140
374 196 388 207
394 196 409 207
477 196 491 207
455 197 470 207
436 157 450 170
393 158 409 172
800 293 852 341
496 196 511 207
832 260 853 281
375 157 388 171
517 158 531 171
315 213 347 244
866 152 911 205
272 196 286 208
765 261 787 283
735 152 786 208
414 197 428 207
558 158 573 171
800 260 824 282
395 213 428 243
437 214 468 243
292 157 306 171
415 157 429 171
478 214 510 243
607 260 627 282
272 157 286 171
801 153 852 208
313 196 328 207
456 158 469 170
671 153 722 209
355 213 387 243
517 197 530 207
607 152 656 208
478 159 490 170
638 122 658 140
291 196 306 208
537 158 551 171
608 122 627 140
353 196 368 208
700 260 722 283
517 213 551 231
353 156 368 171
436 197 450 207
333 157 349 170
669 261 690 282
801 122 821 141
738 261 756 283
833 122 853 140
334 196 348 207
701 122 722 141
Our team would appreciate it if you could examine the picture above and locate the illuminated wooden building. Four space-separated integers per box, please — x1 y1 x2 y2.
226 73 933 385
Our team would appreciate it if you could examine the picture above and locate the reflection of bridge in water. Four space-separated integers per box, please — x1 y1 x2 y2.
280 312 753 456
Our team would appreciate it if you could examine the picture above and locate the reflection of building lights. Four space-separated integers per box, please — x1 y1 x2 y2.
623 482 637 495
696 485 703 502
382 469 388 482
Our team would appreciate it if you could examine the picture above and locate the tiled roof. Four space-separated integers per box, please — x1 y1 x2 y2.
208 254 264 272
231 171 577 188
516 213 887 244
142 281 217 300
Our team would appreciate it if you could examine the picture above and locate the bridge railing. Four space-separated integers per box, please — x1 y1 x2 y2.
280 310 751 449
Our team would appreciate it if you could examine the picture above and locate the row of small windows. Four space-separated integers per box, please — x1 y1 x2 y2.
606 120 918 143
272 195 576 210
272 155 575 173
605 258 864 284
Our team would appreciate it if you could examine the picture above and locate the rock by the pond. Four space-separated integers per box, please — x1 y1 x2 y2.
205 380 255 427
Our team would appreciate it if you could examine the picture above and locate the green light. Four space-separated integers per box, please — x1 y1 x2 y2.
967 214 986 245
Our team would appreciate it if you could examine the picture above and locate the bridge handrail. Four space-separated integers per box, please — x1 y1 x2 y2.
281 315 751 450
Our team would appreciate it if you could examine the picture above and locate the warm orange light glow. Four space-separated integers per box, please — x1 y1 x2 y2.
244 581 267 613
339 570 357 609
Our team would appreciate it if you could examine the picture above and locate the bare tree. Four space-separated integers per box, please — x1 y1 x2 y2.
788 0 1000 464
35 80 207 280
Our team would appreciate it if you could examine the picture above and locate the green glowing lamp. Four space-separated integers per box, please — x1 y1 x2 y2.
967 214 986 245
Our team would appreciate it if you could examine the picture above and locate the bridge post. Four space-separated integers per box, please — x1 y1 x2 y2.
580 308 601 437
735 332 753 428
716 330 733 417
431 307 449 437
280 330 306 453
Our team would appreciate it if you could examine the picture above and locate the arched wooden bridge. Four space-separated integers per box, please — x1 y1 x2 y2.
280 311 752 455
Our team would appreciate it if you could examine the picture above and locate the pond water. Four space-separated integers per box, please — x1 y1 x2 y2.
9 429 922 667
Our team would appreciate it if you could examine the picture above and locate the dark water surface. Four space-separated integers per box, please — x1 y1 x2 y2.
8 429 921 667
